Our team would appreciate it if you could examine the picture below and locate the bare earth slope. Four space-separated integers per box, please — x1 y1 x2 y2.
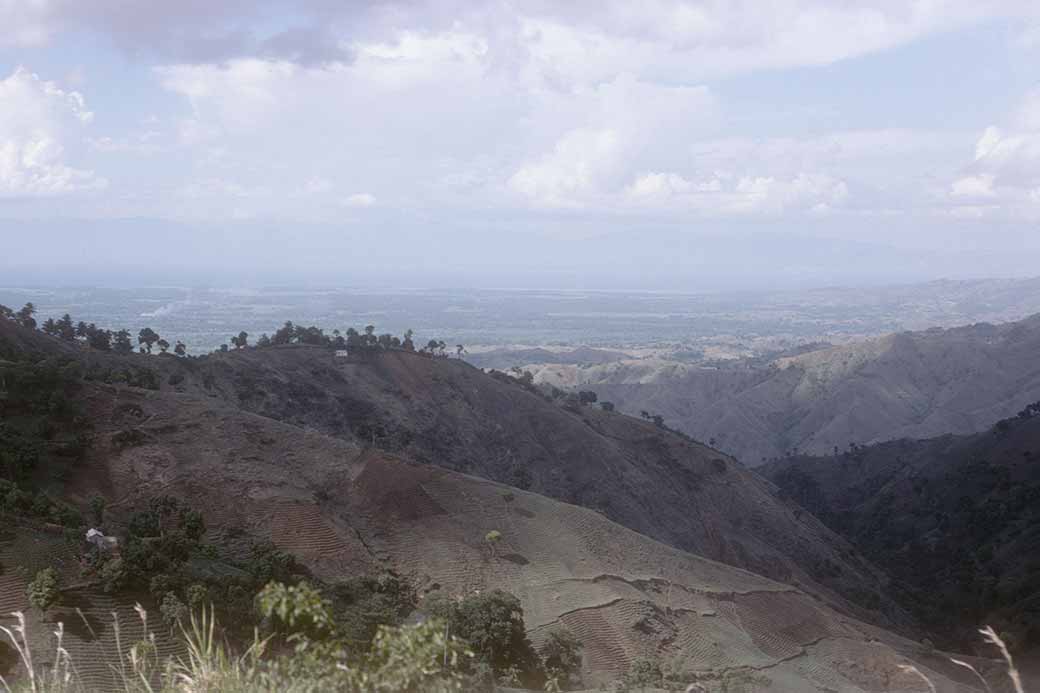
533 314 1040 466
16 378 989 692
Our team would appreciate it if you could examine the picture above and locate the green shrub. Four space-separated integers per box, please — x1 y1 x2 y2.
540 629 583 689
26 567 60 612
247 540 299 584
257 581 334 640
186 582 209 609
99 556 127 594
425 588 541 685
160 591 188 629
330 572 417 646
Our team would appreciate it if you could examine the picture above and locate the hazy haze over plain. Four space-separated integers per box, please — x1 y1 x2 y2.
1 1 1039 288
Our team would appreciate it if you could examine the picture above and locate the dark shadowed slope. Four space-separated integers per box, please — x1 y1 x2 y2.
762 411 1040 656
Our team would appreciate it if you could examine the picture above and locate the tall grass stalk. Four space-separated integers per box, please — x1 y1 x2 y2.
979 626 1025 693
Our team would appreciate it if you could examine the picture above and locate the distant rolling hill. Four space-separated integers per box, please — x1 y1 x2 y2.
531 314 1040 466
464 345 631 371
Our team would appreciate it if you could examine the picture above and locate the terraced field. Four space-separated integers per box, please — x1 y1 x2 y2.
0 530 182 691
70 392 999 691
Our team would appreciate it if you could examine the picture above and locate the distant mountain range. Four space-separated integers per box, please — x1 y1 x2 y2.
529 313 1040 466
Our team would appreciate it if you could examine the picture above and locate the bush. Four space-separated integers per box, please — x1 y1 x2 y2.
99 556 127 594
89 495 106 525
540 629 583 689
247 540 299 584
122 496 206 585
160 591 188 629
186 583 209 609
329 572 417 646
425 589 540 684
26 568 60 612
257 581 334 640
622 657 662 692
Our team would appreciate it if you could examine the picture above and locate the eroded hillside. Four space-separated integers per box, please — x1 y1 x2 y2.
93 338 913 627
5 374 994 691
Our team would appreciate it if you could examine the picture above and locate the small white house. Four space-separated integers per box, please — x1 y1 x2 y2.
334 350 349 358
86 528 119 551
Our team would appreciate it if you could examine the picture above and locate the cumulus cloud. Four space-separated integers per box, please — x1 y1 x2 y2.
624 170 848 217
0 67 106 197
950 173 996 198
626 172 714 199
948 90 1040 217
11 2 1039 77
7 1 1040 229
509 129 621 208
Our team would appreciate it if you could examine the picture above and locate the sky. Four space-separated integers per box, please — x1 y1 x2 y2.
0 1 1039 289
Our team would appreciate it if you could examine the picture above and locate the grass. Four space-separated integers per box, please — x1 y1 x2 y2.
0 605 469 693
0 607 1028 692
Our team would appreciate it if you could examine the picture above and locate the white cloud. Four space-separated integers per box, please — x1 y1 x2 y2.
8 2 1037 228
0 67 106 197
353 30 489 88
950 91 1040 218
344 192 376 207
730 173 849 215
625 172 720 200
12 1 1038 71
624 170 848 217
950 173 995 198
517 2 1036 85
509 128 621 208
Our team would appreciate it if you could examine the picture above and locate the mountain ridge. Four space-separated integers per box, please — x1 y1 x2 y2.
529 313 1040 466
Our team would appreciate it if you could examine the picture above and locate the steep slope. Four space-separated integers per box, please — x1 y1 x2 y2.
761 412 1040 654
12 377 991 692
116 340 914 627
531 314 1040 465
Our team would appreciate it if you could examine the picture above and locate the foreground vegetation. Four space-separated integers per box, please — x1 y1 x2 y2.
1 576 587 693
0 604 1028 693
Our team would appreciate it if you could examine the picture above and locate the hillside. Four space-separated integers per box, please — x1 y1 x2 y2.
530 314 1040 466
67 334 914 627
761 411 1040 656
0 371 997 691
